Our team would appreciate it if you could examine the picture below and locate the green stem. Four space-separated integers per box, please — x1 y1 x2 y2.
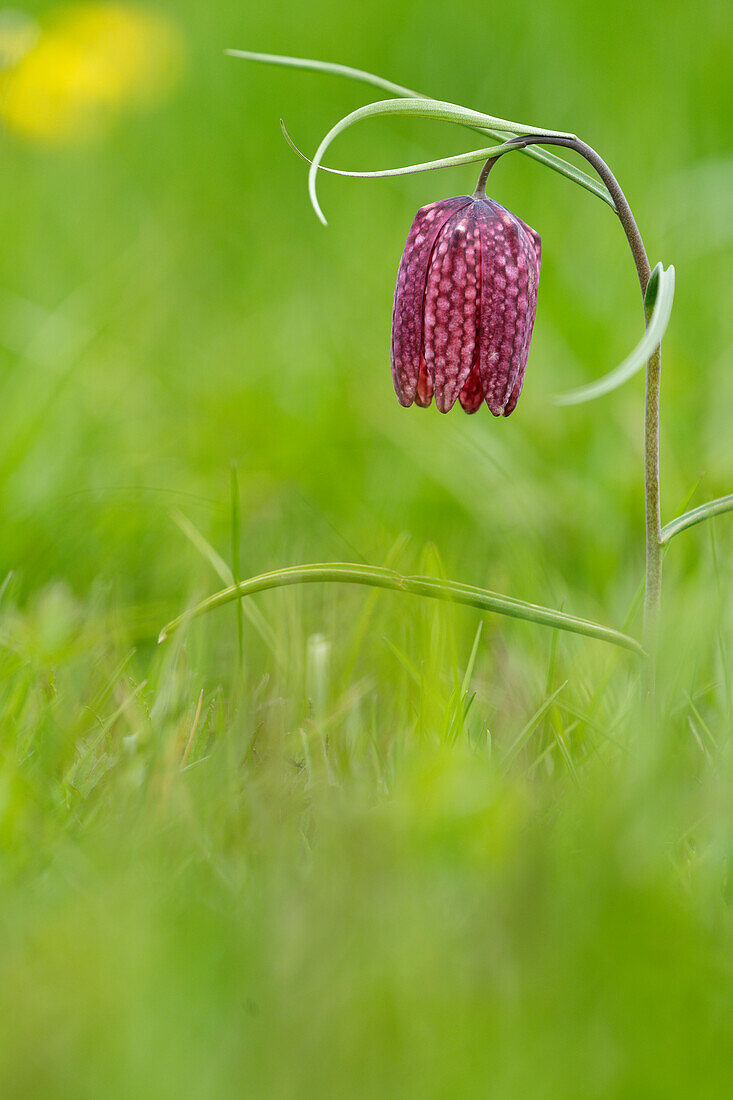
477 135 661 707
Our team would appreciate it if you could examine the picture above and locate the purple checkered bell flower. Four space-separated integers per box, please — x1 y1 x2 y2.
391 159 541 416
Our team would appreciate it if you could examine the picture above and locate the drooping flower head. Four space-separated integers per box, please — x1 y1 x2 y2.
391 192 541 415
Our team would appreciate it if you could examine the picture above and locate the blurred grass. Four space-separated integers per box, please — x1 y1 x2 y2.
0 0 731 1094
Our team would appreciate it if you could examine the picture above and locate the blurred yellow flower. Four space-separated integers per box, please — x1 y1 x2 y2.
0 10 40 70
0 3 184 144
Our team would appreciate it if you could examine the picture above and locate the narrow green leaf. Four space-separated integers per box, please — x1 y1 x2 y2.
555 701 629 751
0 571 12 604
709 523 733 724
554 263 675 406
660 493 733 544
550 708 580 784
383 637 421 686
225 49 422 99
281 120 509 180
339 531 411 690
501 682 568 769
461 621 483 697
171 508 233 586
308 98 576 224
686 694 718 752
158 562 644 656
230 462 244 666
170 509 278 655
446 621 484 746
228 49 614 207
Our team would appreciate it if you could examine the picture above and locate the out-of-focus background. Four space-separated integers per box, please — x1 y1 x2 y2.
0 2 731 1095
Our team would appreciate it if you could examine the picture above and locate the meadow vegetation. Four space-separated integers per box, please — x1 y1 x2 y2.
0 0 731 1094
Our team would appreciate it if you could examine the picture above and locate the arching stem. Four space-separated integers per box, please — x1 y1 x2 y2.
476 135 662 708
472 153 500 198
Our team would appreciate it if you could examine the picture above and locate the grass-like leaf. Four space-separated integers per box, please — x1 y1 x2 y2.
281 120 510 180
307 98 575 224
500 682 568 770
225 48 420 99
446 621 484 745
230 462 244 667
170 509 279 656
554 262 675 406
661 493 733 544
0 571 13 605
227 49 614 208
158 562 644 656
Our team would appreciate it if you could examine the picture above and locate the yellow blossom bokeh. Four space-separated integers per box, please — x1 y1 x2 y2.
0 3 184 144
0 10 40 69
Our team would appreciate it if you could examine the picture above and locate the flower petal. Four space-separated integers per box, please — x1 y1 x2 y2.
502 225 541 416
458 358 484 413
475 199 540 417
423 203 483 413
391 197 471 406
414 352 433 407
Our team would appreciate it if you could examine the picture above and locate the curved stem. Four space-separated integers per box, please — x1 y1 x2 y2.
472 151 501 197
476 134 662 705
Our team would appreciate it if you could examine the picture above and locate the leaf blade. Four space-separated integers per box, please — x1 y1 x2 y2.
228 49 614 207
554 263 675 406
500 682 568 770
307 98 576 224
281 120 509 180
661 493 733 544
225 48 422 98
158 562 644 656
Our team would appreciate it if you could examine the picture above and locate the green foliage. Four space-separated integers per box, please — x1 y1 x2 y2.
555 262 676 404
159 562 645 653
0 0 731 1094
305 96 574 223
231 48 615 206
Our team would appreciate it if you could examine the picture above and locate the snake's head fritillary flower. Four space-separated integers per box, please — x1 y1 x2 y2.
391 194 541 415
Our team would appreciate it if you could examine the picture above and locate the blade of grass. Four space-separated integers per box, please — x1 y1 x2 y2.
539 616 563 753
170 508 278 657
230 463 244 667
181 689 204 769
446 621 483 745
383 637 422 687
461 621 483 697
500 682 568 770
0 571 13 605
87 649 136 715
339 532 411 689
171 509 233 585
555 700 629 751
549 708 580 784
686 695 718 752
709 524 732 724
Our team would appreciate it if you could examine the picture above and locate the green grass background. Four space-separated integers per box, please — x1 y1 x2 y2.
1 0 732 1094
